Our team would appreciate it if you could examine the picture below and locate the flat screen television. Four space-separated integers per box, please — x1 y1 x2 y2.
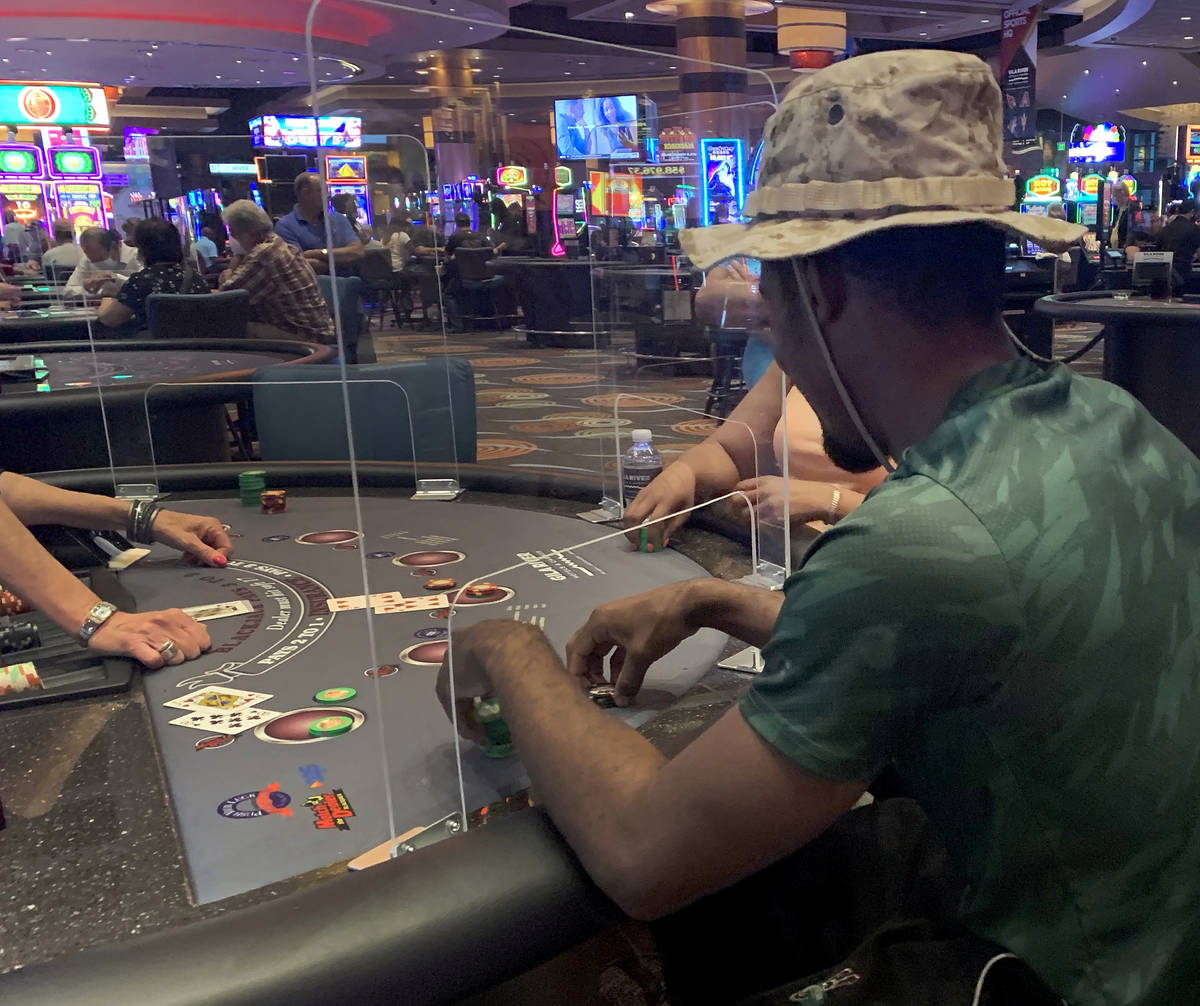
554 96 638 160
250 115 362 149
1068 122 1125 164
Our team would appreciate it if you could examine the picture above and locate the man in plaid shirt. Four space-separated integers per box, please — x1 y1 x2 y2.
219 200 334 343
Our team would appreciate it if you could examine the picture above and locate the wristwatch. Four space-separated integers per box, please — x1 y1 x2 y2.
78 601 118 646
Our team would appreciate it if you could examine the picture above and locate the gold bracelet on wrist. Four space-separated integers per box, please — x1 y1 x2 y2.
828 487 842 525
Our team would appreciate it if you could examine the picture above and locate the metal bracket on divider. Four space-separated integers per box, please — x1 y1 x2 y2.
389 813 464 858
738 560 787 590
411 479 463 501
115 483 160 501
578 496 623 524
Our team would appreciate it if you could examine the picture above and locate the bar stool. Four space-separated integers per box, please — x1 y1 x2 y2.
704 326 749 418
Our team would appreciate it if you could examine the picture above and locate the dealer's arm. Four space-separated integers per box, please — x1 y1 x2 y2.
0 471 234 667
438 580 866 919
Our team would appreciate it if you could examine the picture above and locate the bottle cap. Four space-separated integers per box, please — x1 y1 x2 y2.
632 429 652 443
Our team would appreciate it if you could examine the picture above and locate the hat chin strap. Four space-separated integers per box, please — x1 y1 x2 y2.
789 258 895 475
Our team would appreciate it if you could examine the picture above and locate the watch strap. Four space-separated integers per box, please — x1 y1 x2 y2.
78 602 118 645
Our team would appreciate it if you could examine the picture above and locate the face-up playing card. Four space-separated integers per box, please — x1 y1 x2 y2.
326 591 406 613
372 593 450 614
169 706 284 735
182 600 255 622
163 685 273 712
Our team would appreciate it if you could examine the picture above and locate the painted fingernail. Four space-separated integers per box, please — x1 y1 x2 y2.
213 555 227 566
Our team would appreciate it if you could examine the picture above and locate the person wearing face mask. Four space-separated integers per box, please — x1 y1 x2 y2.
218 199 334 343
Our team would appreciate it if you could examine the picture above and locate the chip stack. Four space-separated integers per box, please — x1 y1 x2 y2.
0 661 42 697
260 490 287 514
0 621 40 655
238 470 267 507
471 696 515 758
0 587 32 617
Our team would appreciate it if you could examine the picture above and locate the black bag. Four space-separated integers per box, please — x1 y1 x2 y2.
737 917 1064 1006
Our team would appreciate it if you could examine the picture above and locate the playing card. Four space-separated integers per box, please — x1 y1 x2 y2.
372 593 449 614
182 599 255 622
163 685 273 712
169 706 284 735
325 592 406 613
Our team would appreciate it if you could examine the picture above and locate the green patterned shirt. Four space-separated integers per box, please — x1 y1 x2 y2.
743 358 1200 1005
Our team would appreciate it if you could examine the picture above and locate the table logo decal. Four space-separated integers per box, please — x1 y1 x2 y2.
298 764 326 788
217 782 293 819
307 789 355 831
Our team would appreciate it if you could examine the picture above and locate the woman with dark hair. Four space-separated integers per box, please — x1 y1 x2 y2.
96 217 209 331
590 95 636 158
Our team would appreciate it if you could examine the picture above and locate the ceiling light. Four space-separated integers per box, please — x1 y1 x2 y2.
1186 35 1195 40
0 59 6 63
980 18 989 23
438 39 444 44
565 71 571 75
1142 59 1147 65
918 9 926 13
579 61 586 65
151 43 158 48
215 74 222 79
624 10 635 17
416 68 429 74
919 31 927 36
1062 94 1067 99
1182 15 1192 20
1083 68 1089 74
1114 88 1120 93
146 51 153 56
669 64 677 68
292 56 300 61
468 25 473 29
1174 80 1179 85
236 59 242 63
44 50 52 55
5 38 28 42
388 74 395 79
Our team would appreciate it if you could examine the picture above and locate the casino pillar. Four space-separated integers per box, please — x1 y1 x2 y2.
657 0 764 142
428 52 482 185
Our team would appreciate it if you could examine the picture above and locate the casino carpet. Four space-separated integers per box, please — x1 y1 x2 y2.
372 326 720 479
370 320 1107 477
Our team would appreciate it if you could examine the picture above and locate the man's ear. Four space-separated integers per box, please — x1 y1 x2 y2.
803 255 848 328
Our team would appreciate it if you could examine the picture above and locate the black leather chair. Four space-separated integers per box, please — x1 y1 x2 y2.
448 246 509 331
359 247 409 331
146 289 251 340
316 274 363 363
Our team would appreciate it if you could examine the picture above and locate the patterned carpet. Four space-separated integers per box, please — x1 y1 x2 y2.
370 319 1107 476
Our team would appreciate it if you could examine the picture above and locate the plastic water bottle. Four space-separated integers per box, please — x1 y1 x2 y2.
621 429 663 507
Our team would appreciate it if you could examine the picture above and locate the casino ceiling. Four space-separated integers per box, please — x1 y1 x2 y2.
0 0 1197 130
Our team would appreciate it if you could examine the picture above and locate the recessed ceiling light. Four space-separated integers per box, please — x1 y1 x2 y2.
918 8 926 13
235 59 242 63
1186 35 1195 40
980 18 989 23
919 32 927 36
496 65 503 69
468 25 473 29
215 74 222 79
1142 59 1147 65
1114 88 1120 93
416 68 429 74
669 64 677 68
44 50 52 55
438 39 444 44
1061 94 1067 99
1182 15 1192 20
565 71 571 74
151 43 158 48
624 10 635 17
1174 80 1179 85
145 51 153 56
1083 68 1090 74
388 74 395 79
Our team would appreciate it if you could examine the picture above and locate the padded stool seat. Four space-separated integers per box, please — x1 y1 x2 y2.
704 326 750 418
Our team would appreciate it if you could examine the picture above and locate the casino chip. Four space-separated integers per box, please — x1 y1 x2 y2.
588 684 618 709
424 577 456 591
465 582 499 597
309 715 354 738
315 687 357 703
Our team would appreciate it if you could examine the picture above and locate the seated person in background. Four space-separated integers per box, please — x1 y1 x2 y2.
2 209 28 263
0 468 230 668
331 193 372 245
64 226 141 296
445 212 486 258
121 217 138 248
41 218 84 273
219 199 334 344
95 217 209 332
438 51 1200 1005
1157 198 1200 291
625 261 885 549
275 171 364 276
192 226 219 270
487 197 528 255
386 214 413 271
408 220 440 257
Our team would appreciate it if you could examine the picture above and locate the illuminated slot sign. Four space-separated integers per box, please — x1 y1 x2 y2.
658 127 697 164
1080 173 1105 197
496 164 530 188
0 181 46 225
1068 122 1125 164
0 144 44 180
249 115 362 149
699 137 745 226
46 146 102 180
1187 124 1200 162
209 162 258 175
554 165 573 187
0 83 110 127
1025 174 1061 200
325 154 367 182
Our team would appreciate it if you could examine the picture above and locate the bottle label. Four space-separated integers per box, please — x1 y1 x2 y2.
621 465 662 506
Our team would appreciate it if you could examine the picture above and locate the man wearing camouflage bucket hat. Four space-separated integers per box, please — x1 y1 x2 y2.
437 50 1200 1005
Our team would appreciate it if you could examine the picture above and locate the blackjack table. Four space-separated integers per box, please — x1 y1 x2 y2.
0 304 98 342
0 339 335 473
0 461 753 1006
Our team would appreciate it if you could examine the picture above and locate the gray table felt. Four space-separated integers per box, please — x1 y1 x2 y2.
122 494 726 904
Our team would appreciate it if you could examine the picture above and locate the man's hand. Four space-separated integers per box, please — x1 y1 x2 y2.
88 609 211 669
622 463 697 551
152 510 234 567
733 477 838 526
82 272 116 295
566 584 702 706
435 620 547 743
0 282 20 306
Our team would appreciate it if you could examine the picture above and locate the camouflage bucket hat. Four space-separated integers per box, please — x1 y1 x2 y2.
680 50 1085 271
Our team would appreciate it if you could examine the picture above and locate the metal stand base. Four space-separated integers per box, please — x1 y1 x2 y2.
738 560 787 589
116 483 160 501
411 478 464 501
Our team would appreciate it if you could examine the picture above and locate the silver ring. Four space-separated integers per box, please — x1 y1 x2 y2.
157 640 178 659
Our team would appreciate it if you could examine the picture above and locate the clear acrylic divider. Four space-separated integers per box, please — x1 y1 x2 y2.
294 0 788 853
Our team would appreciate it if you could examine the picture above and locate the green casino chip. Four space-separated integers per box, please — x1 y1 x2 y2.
314 687 357 703
308 715 354 737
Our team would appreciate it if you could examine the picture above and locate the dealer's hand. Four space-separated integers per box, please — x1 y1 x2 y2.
622 463 696 551
435 621 544 744
566 584 700 707
732 477 838 526
151 510 234 567
88 609 212 669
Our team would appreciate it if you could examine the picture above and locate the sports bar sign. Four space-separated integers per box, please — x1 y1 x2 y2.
0 83 110 127
997 5 1038 150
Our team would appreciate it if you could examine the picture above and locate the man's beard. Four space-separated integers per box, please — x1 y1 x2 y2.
823 425 885 474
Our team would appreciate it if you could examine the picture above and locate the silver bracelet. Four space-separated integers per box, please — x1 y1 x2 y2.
828 487 842 525
126 500 160 544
